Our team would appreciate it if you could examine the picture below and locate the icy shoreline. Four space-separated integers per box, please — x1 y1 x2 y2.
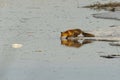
90 11 120 44
93 11 120 20
91 26 120 37
71 26 120 45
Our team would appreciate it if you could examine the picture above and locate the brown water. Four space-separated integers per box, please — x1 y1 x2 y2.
0 0 120 80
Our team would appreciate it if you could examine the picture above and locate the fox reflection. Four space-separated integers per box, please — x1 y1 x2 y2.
61 39 93 48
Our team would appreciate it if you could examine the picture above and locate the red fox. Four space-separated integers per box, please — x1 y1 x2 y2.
61 29 95 39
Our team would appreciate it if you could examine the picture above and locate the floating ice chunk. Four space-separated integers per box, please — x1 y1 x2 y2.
12 44 23 48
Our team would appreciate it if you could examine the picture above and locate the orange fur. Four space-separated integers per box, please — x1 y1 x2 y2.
61 39 82 48
61 29 95 39
61 29 82 39
61 39 93 48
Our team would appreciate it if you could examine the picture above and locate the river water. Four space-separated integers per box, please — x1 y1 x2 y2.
0 0 120 80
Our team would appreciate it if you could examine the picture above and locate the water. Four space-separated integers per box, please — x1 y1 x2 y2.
0 0 120 80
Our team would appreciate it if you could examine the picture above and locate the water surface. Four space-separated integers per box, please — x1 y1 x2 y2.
0 0 120 80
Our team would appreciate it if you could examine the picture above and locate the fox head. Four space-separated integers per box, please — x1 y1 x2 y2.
61 32 68 38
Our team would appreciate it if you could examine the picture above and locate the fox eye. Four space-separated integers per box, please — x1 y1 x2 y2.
61 32 63 34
